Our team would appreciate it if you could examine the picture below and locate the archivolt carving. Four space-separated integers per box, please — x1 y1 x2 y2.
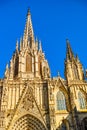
12 114 46 130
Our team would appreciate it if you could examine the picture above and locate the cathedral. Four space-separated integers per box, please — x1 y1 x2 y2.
0 9 87 130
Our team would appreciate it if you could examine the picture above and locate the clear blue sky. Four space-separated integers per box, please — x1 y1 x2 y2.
0 0 87 78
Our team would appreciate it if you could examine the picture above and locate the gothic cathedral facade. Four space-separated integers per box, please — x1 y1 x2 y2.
0 10 87 130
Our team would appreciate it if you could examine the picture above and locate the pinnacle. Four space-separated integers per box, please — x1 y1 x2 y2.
66 39 74 61
39 40 42 52
23 9 35 48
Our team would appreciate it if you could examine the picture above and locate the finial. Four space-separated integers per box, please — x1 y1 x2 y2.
39 40 42 52
66 39 71 52
66 38 70 44
76 54 80 62
6 64 9 70
27 8 31 16
58 71 60 77
5 63 9 78
36 37 38 42
16 40 19 51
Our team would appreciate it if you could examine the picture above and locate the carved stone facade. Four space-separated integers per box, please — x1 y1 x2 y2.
0 10 87 130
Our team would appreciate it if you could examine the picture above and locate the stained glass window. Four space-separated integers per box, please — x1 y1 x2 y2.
56 91 66 110
78 91 86 109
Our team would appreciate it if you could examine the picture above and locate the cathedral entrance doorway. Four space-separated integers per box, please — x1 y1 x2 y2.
12 114 46 130
81 117 87 130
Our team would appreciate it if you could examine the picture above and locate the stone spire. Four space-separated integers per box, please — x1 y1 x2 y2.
66 39 74 61
23 9 35 48
65 39 84 82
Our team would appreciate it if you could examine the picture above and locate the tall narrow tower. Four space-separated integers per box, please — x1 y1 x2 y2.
1 9 51 130
5 9 50 80
65 39 84 84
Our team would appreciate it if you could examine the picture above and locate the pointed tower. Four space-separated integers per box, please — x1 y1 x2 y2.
65 39 84 83
66 39 74 61
23 9 35 49
7 9 50 80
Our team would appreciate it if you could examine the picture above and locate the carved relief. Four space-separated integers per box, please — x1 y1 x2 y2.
22 87 34 111
12 114 46 130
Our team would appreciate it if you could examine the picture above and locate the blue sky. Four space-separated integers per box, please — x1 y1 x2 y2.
0 0 87 78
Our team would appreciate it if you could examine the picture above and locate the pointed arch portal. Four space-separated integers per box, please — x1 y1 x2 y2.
81 117 87 130
12 114 46 130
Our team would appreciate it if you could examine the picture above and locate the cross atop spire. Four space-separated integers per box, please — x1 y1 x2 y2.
23 9 35 48
66 39 74 61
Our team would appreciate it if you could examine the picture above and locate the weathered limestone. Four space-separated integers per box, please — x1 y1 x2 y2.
0 10 87 130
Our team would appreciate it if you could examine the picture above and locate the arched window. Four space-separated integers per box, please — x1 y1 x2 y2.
26 54 32 72
14 57 19 77
56 91 66 110
78 91 86 109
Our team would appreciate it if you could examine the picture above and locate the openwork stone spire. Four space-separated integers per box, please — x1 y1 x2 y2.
23 9 35 48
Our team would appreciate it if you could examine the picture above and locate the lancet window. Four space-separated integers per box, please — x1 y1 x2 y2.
78 91 86 109
26 54 32 72
56 91 66 110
